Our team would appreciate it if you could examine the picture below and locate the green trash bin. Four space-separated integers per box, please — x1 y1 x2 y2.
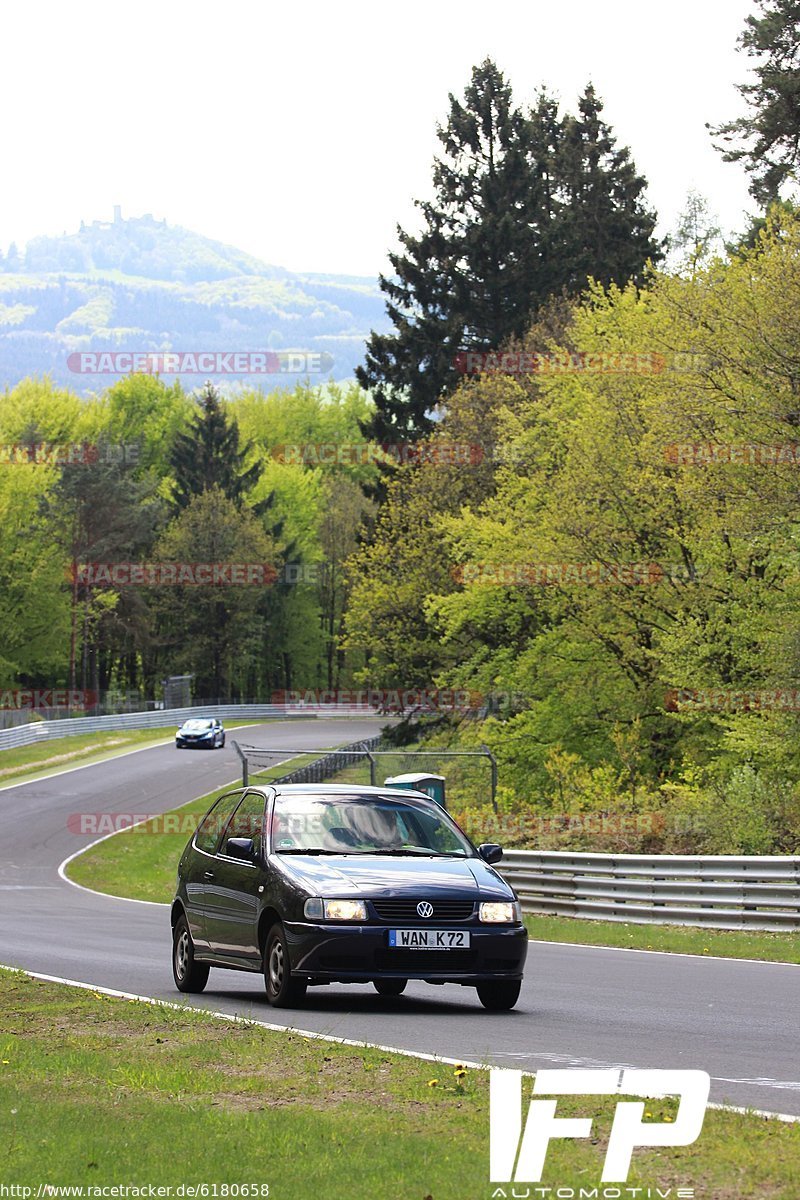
384 772 446 809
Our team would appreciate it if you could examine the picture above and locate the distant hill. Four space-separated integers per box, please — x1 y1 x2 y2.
0 211 390 393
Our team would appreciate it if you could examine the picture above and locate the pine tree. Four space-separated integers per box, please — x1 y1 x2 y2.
359 63 661 442
710 0 800 205
555 85 661 291
169 382 262 510
358 60 538 440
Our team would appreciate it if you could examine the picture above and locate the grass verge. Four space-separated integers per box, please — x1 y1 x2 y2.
526 912 800 964
0 969 798 1197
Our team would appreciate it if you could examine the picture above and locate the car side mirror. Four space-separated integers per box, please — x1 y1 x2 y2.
478 843 503 865
226 837 255 861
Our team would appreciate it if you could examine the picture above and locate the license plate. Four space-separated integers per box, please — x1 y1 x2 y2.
388 929 470 949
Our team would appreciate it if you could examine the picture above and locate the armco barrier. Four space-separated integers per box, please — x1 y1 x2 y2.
0 703 379 754
498 849 800 931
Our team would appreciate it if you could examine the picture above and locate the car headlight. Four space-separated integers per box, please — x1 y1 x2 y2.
479 901 521 923
304 898 367 921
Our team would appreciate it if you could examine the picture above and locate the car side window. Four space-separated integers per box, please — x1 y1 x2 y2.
221 790 266 858
194 791 244 855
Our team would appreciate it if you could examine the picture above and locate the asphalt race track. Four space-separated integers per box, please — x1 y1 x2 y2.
0 717 798 1118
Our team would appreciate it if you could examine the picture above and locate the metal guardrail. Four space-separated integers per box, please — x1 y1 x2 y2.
498 849 800 931
0 703 379 753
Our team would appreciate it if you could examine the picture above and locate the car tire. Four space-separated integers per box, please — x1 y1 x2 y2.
220 735 225 748
373 978 407 997
476 980 521 1011
264 923 307 1008
172 915 210 993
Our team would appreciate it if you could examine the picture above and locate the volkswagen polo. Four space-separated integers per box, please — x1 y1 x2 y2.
171 784 527 1010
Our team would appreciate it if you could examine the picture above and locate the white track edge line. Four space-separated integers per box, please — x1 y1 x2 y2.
1 964 797 1124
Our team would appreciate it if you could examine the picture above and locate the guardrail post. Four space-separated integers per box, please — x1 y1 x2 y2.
482 745 498 812
231 740 248 786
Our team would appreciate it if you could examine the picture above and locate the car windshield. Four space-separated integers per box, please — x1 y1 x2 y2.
270 794 473 857
182 720 213 731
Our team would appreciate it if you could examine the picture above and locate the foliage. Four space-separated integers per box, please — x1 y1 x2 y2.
348 211 800 851
710 0 800 205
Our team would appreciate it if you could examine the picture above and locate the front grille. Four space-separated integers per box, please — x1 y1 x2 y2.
371 899 475 922
375 949 477 972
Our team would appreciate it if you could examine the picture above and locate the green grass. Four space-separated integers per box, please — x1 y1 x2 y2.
526 912 800 964
0 969 797 1197
67 756 310 904
0 720 262 788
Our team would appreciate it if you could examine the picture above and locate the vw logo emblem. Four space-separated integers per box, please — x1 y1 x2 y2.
416 901 434 918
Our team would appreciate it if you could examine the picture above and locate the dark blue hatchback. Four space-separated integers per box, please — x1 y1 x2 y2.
171 784 527 1010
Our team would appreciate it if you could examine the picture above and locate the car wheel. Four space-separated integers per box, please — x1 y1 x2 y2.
476 980 521 1011
373 978 407 997
264 923 307 1008
220 735 225 748
172 915 210 993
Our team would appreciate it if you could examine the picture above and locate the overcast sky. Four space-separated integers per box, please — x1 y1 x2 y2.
4 0 756 277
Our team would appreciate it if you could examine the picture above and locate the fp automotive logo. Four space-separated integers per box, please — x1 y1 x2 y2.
489 1068 710 1193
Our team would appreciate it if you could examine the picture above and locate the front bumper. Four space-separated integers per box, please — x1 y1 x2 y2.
284 920 528 983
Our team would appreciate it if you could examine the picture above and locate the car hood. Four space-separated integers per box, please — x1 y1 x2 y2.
273 854 513 900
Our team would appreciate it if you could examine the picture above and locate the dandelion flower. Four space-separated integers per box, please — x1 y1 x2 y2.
427 1079 439 1087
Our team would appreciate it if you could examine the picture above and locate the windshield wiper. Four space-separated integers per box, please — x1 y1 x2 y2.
365 848 463 857
275 848 347 855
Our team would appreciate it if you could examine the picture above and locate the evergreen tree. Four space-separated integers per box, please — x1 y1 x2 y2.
556 85 661 291
710 0 800 205
358 60 538 440
358 63 661 441
169 381 262 510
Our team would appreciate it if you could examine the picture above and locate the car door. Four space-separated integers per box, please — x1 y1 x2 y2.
205 789 267 964
184 789 247 950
